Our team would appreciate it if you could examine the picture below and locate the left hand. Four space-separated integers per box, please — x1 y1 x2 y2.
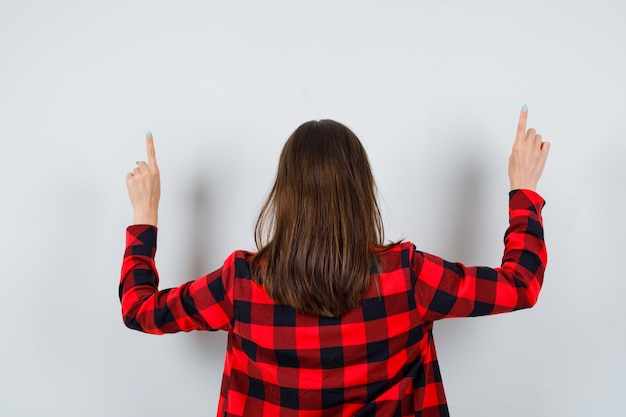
126 132 160 226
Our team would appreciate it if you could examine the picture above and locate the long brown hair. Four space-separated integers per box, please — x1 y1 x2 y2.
251 120 391 317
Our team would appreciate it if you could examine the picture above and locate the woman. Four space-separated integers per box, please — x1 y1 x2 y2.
121 106 550 416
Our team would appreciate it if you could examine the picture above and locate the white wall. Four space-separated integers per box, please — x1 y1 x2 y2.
1 1 624 416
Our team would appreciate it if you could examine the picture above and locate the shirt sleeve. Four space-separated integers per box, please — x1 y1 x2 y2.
119 225 235 334
412 189 547 321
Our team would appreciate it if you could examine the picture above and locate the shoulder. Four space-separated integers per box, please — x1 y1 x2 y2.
377 241 416 265
376 241 436 279
375 241 419 278
221 250 256 280
366 242 418 298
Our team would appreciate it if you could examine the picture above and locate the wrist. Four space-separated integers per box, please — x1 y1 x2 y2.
133 210 158 226
510 183 537 192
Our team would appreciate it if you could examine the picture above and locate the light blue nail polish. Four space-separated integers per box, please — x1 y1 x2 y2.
522 104 528 112
146 130 153 138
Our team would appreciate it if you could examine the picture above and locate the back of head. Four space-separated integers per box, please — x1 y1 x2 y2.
252 120 387 317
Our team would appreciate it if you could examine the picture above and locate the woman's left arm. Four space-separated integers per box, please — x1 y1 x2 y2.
120 133 234 333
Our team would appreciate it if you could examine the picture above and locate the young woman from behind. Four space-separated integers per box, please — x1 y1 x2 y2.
121 107 549 416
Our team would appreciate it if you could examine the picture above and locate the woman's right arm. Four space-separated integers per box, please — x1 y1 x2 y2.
412 106 550 321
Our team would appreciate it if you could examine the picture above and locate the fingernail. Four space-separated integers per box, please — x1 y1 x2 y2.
146 130 153 139
522 104 528 112
136 161 140 165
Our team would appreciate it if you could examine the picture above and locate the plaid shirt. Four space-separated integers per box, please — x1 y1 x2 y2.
120 189 546 417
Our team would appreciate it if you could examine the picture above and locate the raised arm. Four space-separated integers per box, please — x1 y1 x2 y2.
120 132 236 333
413 106 550 321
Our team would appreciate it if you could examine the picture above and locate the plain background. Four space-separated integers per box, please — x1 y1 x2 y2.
1 1 624 416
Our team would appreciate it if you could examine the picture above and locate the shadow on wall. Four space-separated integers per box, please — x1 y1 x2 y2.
186 174 230 354
428 143 491 339
445 154 487 263
189 175 213 281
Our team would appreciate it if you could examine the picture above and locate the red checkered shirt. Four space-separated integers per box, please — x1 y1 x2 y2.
120 189 547 417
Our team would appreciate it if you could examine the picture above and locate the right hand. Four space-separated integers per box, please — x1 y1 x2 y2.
508 106 550 191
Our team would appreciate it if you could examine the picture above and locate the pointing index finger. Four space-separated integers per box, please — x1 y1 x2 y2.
146 130 157 166
516 104 528 141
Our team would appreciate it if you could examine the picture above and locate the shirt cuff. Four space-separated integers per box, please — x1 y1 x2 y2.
125 225 158 251
509 189 546 212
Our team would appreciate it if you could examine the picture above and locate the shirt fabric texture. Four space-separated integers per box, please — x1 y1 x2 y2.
119 189 547 417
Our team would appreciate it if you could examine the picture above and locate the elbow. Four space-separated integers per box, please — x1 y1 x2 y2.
121 311 165 335
121 302 146 332
121 301 160 334
526 288 541 308
512 271 543 311
123 314 145 332
121 296 169 335
119 282 164 335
